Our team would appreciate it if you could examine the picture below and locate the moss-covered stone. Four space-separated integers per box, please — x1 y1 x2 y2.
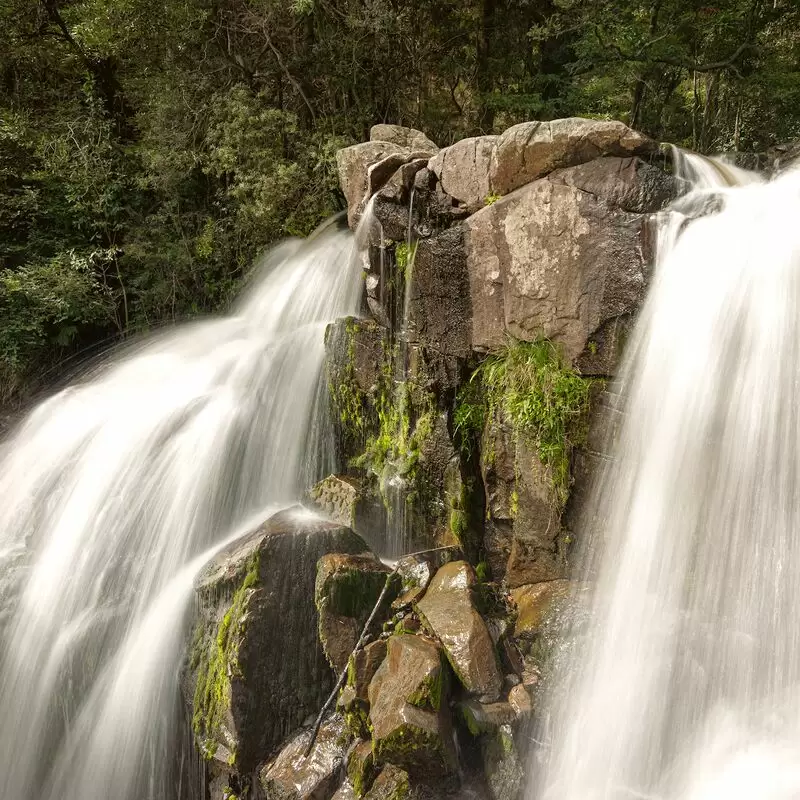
186 507 368 777
362 765 412 800
348 739 377 797
316 553 397 674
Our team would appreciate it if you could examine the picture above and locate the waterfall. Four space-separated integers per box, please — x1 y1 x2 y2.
0 221 363 800
534 157 800 799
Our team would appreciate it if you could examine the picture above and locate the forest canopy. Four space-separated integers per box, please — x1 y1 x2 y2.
0 0 798 401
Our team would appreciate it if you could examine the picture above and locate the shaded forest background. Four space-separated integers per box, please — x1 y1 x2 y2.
1 0 798 402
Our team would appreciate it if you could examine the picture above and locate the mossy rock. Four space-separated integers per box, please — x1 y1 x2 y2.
316 553 399 674
187 507 367 776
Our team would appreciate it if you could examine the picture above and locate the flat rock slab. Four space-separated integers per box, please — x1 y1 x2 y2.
415 562 502 702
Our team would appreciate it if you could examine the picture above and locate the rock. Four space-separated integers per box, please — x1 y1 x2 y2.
405 227 471 358
511 580 572 638
415 562 502 702
324 316 389 477
258 714 347 800
188 507 367 776
458 699 515 735
362 764 412 800
482 725 525 800
507 684 532 720
337 141 409 227
489 118 658 196
310 476 386 545
428 136 497 213
368 634 456 779
347 739 376 797
548 156 677 213
338 639 388 738
316 553 395 674
348 640 389 703
465 171 649 371
371 125 439 154
332 779 358 800
478 410 564 588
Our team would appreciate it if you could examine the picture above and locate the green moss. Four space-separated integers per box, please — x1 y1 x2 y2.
475 561 491 583
324 567 389 618
406 660 444 712
395 241 418 279
453 378 487 457
484 193 502 206
459 704 481 737
329 318 370 443
470 338 593 508
192 551 261 760
373 723 445 769
343 702 372 740
348 744 376 797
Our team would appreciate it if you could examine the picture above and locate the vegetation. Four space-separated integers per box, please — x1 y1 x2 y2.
455 339 593 506
1 0 797 399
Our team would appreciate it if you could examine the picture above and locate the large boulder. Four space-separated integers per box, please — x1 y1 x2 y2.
428 136 497 213
258 714 348 800
187 507 368 779
337 142 408 227
315 552 395 674
405 227 471 359
548 155 677 214
465 171 649 371
415 562 502 702
368 634 456 780
370 124 439 153
489 118 658 196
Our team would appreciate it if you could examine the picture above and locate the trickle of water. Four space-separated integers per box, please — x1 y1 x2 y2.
0 221 363 800
534 156 800 800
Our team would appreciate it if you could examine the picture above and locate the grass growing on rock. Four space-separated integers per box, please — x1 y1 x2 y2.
455 338 592 507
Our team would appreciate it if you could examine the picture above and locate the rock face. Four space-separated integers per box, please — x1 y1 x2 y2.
368 634 456 780
370 124 439 153
315 552 394 674
428 136 497 213
259 715 347 800
465 172 648 368
187 507 367 780
489 118 658 196
416 562 502 702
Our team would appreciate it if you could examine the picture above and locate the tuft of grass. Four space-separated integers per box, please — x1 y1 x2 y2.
455 338 592 507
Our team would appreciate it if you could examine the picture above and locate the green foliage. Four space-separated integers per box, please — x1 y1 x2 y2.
470 339 593 507
395 241 417 279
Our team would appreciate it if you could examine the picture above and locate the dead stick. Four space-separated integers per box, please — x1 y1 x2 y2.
304 568 398 757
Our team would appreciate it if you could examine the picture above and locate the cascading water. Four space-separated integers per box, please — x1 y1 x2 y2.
0 220 363 800
534 156 800 800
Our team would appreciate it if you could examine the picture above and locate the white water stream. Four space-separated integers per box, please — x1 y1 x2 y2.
535 155 800 800
0 222 363 800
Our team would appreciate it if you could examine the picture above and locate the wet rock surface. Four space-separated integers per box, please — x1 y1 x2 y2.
416 562 502 702
187 507 367 778
259 714 348 800
368 633 456 780
316 552 394 674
